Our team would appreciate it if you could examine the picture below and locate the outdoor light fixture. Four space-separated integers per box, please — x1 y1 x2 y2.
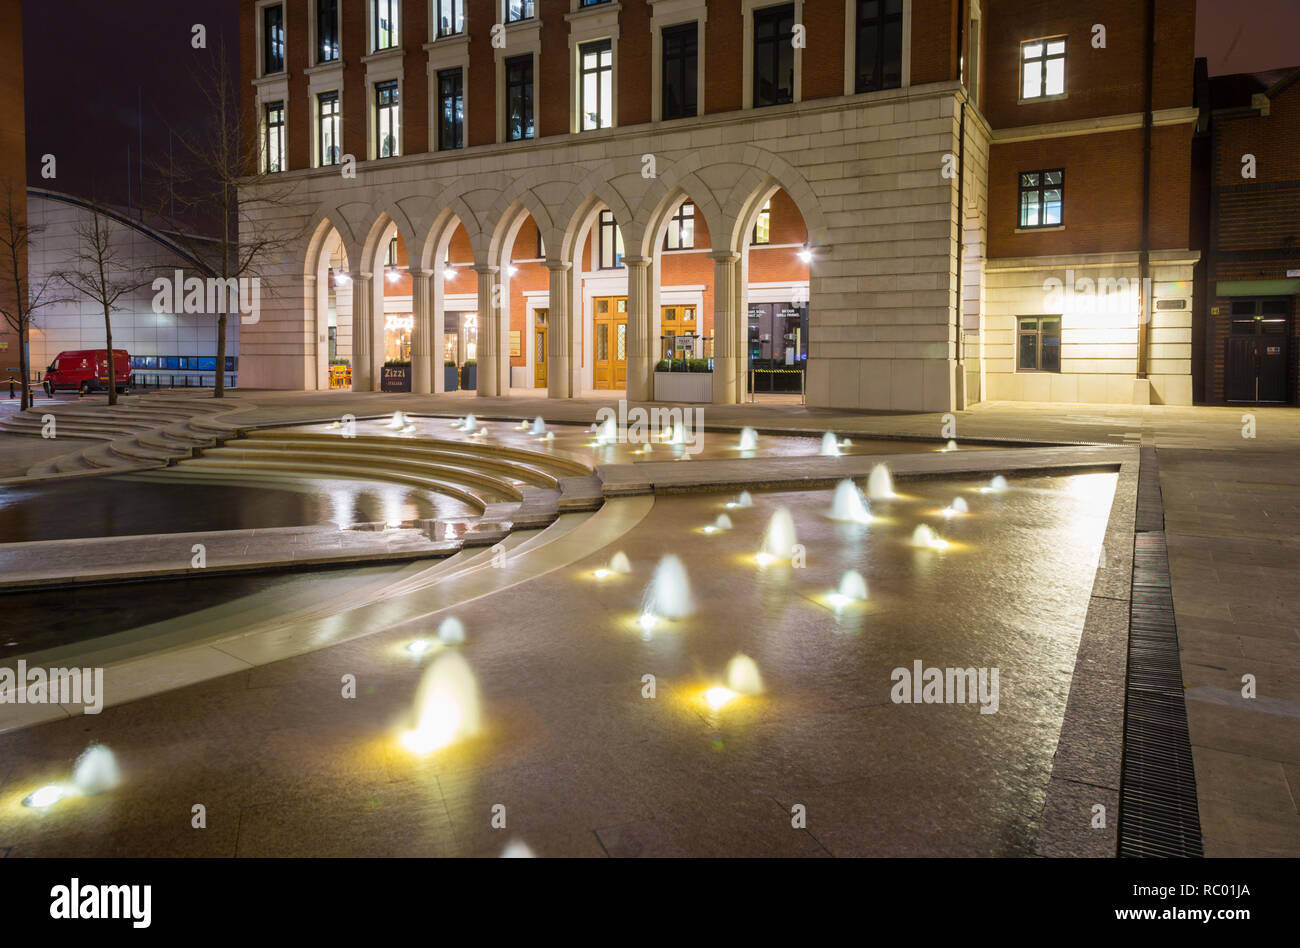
593 568 612 579
407 639 431 657
444 267 457 281
22 785 67 808
507 265 518 277
797 247 813 263
705 687 737 710
386 270 400 283
335 272 351 286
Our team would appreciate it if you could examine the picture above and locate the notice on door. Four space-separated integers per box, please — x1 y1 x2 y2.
1267 346 1281 355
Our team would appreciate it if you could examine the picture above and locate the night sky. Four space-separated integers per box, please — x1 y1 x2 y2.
19 0 1300 225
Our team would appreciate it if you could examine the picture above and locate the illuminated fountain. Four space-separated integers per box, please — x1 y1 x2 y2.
867 463 896 500
73 744 121 796
911 524 949 550
707 654 764 709
639 554 694 630
386 411 408 430
828 479 872 524
819 432 841 457
437 617 466 645
757 507 798 566
983 475 1009 492
595 416 618 445
609 551 632 574
461 413 479 434
942 497 969 518
530 416 546 436
827 570 869 613
402 652 481 754
703 514 733 534
738 427 759 451
944 440 958 452
726 490 754 510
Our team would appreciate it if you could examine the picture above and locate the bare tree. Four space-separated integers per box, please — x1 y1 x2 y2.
150 34 304 398
58 206 153 406
0 179 67 411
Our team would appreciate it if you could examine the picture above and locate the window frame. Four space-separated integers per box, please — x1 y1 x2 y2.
854 0 903 94
372 0 401 52
665 201 696 251
435 0 465 38
579 38 614 131
661 21 699 121
752 3 797 109
262 2 286 76
437 67 464 151
263 100 286 173
315 0 340 64
1020 36 1067 101
506 0 536 23
1016 316 1062 373
752 199 772 245
317 90 341 167
1017 169 1065 229
374 79 401 158
504 54 535 142
597 210 624 270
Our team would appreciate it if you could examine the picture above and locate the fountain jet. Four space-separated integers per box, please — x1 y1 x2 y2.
738 427 759 451
403 652 481 753
73 744 120 796
819 432 840 457
911 524 949 550
641 555 694 621
759 508 798 562
530 416 546 436
829 479 872 524
867 463 896 501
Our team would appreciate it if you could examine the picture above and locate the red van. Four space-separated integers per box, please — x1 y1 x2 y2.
43 349 132 395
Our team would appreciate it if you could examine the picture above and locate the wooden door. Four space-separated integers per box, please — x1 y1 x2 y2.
593 296 627 390
534 309 548 388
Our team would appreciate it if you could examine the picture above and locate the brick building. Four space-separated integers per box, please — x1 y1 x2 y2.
1195 65 1300 405
0 0 27 380
237 0 1201 409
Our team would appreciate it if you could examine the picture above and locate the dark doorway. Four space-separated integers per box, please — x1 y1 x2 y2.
1225 298 1290 403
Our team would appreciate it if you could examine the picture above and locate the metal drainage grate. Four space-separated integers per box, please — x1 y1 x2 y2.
1118 448 1204 857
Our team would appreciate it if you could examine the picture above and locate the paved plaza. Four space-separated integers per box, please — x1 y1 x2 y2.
0 392 1295 857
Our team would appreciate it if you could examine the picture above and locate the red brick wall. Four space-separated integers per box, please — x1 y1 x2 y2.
705 0 743 114
619 0 652 125
403 0 430 155
801 0 846 101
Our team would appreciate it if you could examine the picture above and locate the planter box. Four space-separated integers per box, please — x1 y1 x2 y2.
654 370 713 403
461 365 477 390
444 365 459 391
381 365 412 393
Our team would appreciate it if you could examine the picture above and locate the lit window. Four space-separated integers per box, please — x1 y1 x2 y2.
437 68 464 150
855 0 903 94
1017 317 1061 372
264 101 286 173
598 210 624 269
375 80 400 158
318 91 340 166
386 237 398 268
1018 170 1064 228
436 0 464 37
505 55 534 141
372 0 400 51
507 1 535 23
665 201 695 250
753 4 795 107
317 0 339 63
263 3 285 75
1021 38 1066 99
580 39 614 131
752 199 771 245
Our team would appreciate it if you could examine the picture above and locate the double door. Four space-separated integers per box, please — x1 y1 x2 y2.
593 296 627 390
1225 299 1289 403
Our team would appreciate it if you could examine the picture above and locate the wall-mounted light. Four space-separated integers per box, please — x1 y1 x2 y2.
386 269 401 283
443 267 457 281
507 265 518 277
334 272 351 286
797 247 813 264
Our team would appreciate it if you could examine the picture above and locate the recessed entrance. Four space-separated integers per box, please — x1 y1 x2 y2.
1225 298 1289 403
593 296 627 390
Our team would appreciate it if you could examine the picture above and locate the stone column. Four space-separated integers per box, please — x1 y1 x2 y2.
431 268 447 393
351 273 373 392
472 265 499 397
711 252 741 405
624 255 653 402
546 261 573 399
411 269 433 394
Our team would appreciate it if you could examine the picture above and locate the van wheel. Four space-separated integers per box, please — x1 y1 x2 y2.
79 381 91 396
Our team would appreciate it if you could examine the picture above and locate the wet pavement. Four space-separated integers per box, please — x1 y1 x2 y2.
0 472 1113 856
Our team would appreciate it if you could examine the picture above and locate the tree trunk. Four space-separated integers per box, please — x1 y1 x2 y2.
104 302 117 407
215 311 226 398
18 317 30 411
